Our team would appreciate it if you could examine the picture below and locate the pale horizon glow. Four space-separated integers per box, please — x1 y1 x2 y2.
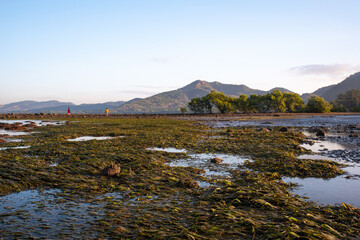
1 0 359 105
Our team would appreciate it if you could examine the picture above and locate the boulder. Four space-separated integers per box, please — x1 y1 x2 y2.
177 178 200 188
210 157 224 164
99 163 121 177
279 127 288 132
315 129 326 137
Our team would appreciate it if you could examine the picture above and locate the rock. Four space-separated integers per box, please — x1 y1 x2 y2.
99 163 121 177
177 178 200 188
258 127 270 132
279 127 288 132
315 128 326 137
349 134 359 138
210 157 224 164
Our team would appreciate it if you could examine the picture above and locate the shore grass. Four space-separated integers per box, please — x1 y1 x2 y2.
0 117 358 239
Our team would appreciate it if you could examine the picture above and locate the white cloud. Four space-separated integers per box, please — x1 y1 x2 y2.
290 64 360 78
152 57 170 64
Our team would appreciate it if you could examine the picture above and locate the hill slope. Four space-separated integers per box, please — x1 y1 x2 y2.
0 100 74 113
113 80 293 113
0 100 126 114
320 72 360 101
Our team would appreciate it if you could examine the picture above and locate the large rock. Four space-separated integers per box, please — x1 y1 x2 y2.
177 178 200 188
210 157 224 164
315 128 326 137
99 163 121 177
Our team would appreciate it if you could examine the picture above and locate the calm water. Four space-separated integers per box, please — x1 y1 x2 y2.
211 115 360 128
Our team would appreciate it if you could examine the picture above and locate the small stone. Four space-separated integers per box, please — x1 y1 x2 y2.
279 127 288 132
210 157 224 164
99 163 121 177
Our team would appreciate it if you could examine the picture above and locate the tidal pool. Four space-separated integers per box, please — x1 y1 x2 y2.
146 147 188 153
290 136 360 207
67 136 117 141
284 172 360 207
0 120 65 126
0 189 104 238
210 115 360 128
0 146 30 151
168 153 251 177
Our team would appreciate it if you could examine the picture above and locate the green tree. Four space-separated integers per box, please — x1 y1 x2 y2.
180 107 188 114
247 94 272 113
233 94 248 113
188 97 204 113
208 90 235 113
283 92 305 112
332 89 360 112
305 96 332 113
270 90 286 113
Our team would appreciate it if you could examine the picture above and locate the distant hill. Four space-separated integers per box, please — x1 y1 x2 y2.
0 100 126 114
113 80 293 113
5 74 359 114
0 100 74 113
318 72 360 101
312 84 336 96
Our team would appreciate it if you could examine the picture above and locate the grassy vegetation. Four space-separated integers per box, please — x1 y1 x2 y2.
0 117 359 239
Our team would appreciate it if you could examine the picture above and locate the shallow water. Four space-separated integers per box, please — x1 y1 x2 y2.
211 115 360 128
0 120 65 126
67 136 116 141
293 136 360 207
284 174 360 207
168 153 250 177
0 189 103 238
0 120 65 137
0 129 30 136
146 147 188 153
0 146 30 151
300 140 352 153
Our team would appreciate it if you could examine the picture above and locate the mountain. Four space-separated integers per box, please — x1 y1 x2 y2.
0 100 126 114
27 101 126 114
312 84 336 96
113 80 293 113
318 72 360 101
0 100 74 113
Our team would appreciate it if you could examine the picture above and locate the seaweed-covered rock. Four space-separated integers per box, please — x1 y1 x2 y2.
210 157 224 164
99 163 121 177
315 128 326 137
177 178 200 188
279 127 288 132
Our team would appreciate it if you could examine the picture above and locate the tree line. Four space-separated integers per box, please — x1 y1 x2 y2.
186 90 338 114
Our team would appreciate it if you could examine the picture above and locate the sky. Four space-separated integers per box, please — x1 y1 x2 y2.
1 0 360 105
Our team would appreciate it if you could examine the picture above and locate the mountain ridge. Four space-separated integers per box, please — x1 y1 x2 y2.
112 80 294 113
2 72 360 113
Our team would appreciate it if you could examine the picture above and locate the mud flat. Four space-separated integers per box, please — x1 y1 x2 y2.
0 116 360 239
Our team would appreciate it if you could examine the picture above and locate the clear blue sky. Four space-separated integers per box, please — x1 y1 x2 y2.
1 0 359 104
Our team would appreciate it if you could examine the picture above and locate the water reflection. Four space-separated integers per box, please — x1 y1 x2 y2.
67 136 117 141
283 176 360 207
168 153 251 177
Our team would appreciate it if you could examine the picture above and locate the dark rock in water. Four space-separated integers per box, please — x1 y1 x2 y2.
279 127 288 132
210 157 224 164
177 178 200 188
99 163 121 177
292 145 302 151
315 128 326 137
262 121 274 124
